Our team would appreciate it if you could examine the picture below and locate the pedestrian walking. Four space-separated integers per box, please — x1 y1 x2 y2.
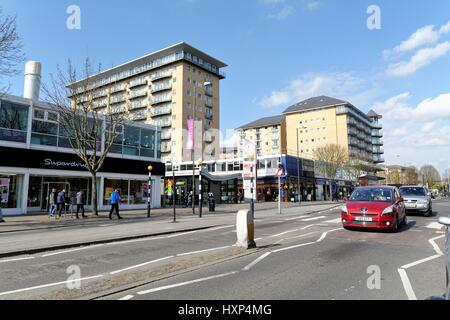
57 189 66 218
0 206 5 223
237 190 242 204
48 188 57 217
109 189 123 220
76 190 87 219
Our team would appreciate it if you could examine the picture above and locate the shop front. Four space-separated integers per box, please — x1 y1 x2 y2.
0 145 165 216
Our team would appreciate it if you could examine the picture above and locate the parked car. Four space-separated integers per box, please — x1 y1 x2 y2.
341 186 407 232
399 185 432 217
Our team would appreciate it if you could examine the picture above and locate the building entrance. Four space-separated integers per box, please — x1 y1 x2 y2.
41 182 70 212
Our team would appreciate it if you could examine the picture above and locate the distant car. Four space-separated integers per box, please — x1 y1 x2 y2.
341 186 407 232
399 186 432 217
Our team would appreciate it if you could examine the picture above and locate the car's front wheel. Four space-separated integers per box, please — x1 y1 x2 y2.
425 208 433 217
391 214 399 233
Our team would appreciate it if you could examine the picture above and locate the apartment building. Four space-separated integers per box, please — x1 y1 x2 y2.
236 115 287 158
67 42 227 164
283 96 384 167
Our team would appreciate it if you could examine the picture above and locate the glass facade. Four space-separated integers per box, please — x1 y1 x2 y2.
0 100 29 143
110 125 158 158
103 178 147 205
0 174 22 209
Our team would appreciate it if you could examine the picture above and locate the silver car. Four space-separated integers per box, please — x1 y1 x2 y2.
399 186 432 217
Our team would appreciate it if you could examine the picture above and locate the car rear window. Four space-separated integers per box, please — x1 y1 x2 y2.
349 188 393 202
399 187 426 196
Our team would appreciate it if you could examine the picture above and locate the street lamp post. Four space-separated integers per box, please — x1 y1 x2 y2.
172 166 176 223
296 127 307 204
198 160 203 218
147 165 153 218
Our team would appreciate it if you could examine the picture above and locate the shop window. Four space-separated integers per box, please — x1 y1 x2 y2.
129 180 146 204
0 100 29 143
104 179 129 205
0 174 21 209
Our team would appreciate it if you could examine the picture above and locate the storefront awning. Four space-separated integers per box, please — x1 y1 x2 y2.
201 171 242 182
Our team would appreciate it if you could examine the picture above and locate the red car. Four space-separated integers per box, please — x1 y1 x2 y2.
341 186 407 232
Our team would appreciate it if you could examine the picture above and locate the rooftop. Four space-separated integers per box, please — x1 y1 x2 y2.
283 96 349 114
68 42 227 89
237 115 284 130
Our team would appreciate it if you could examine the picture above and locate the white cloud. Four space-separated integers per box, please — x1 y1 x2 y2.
258 73 367 109
361 92 450 171
306 1 322 11
383 21 450 57
386 41 450 77
268 5 295 20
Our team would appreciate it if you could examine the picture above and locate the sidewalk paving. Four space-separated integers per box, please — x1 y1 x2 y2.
0 201 341 258
0 201 339 233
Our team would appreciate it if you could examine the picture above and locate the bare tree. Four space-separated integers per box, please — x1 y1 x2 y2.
346 154 376 183
0 7 24 94
313 144 348 200
419 165 441 188
404 166 419 185
43 59 128 215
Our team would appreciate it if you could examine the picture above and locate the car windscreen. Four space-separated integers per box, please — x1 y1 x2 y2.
349 188 394 202
399 187 426 196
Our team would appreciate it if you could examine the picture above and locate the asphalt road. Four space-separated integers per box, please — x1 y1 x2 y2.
0 200 448 300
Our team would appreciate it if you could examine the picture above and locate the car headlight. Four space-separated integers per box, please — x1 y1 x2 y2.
382 205 394 216
341 205 348 214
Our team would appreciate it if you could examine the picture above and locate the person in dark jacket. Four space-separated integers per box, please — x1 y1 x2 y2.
76 190 87 219
57 189 66 218
109 189 123 220
0 207 4 223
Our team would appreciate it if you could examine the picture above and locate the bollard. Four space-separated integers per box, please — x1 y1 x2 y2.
236 210 256 249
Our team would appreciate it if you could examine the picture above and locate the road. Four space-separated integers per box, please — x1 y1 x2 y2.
0 200 448 300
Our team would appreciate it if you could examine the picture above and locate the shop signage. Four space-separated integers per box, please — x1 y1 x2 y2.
0 146 165 176
0 178 9 204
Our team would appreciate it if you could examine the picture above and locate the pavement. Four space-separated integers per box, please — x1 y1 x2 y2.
0 201 339 258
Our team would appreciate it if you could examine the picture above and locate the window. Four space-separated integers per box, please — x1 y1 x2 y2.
31 119 58 146
0 100 29 143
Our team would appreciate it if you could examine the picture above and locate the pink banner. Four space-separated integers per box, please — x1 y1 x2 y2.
186 119 194 150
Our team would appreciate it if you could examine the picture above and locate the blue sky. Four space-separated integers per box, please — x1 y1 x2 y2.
2 0 450 173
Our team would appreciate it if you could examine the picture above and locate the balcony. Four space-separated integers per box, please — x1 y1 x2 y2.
205 113 213 120
161 143 172 153
92 98 108 109
151 106 172 117
129 88 148 100
348 139 359 146
151 83 172 94
110 83 126 94
205 99 213 108
373 156 385 163
372 123 382 130
204 131 213 143
372 138 383 146
372 130 383 137
129 100 148 111
110 104 127 114
161 131 172 140
151 70 172 82
110 95 126 105
93 90 108 99
373 146 384 154
129 111 147 121
151 95 172 105
204 89 213 97
348 128 358 136
129 77 147 88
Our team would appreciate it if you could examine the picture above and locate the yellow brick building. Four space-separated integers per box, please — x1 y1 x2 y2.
68 42 227 164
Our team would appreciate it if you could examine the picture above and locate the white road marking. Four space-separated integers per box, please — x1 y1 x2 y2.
166 231 199 238
316 228 344 243
270 229 300 238
300 216 326 222
401 254 443 270
429 235 445 256
425 222 443 230
0 256 35 263
242 252 272 271
324 218 341 224
176 246 231 257
272 241 316 253
284 231 319 240
118 295 134 300
284 215 307 221
207 225 234 231
110 256 174 275
137 271 239 295
108 236 167 246
301 224 316 230
0 275 104 297
254 237 263 241
398 269 417 300
41 244 105 257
